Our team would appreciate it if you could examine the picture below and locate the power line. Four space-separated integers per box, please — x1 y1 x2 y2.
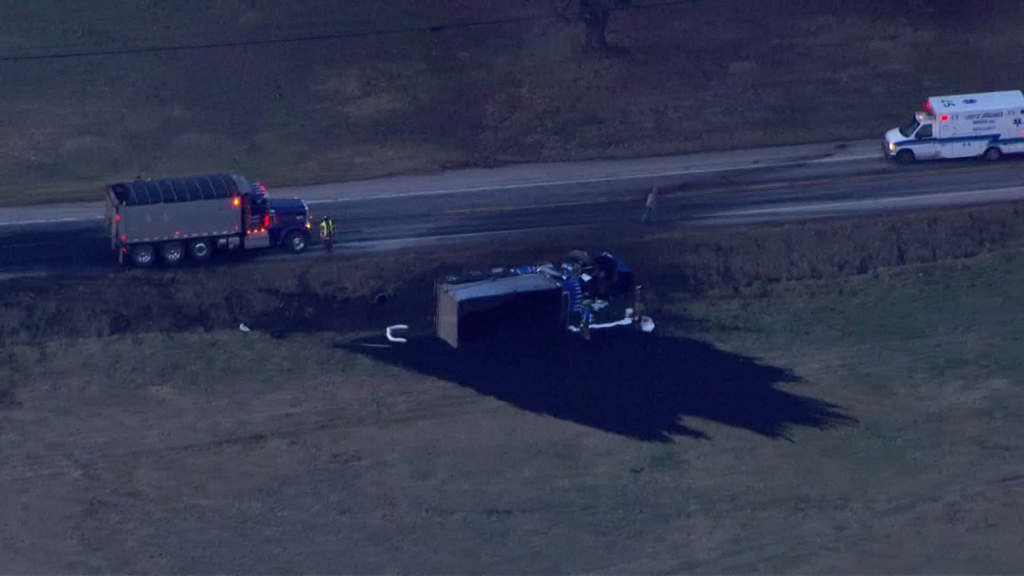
0 0 697 63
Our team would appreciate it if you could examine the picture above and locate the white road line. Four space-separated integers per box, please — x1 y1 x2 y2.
0 271 49 281
704 186 1024 217
0 216 104 227
1 243 57 248
305 153 881 204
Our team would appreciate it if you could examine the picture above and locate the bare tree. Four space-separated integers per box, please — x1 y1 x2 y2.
576 0 631 52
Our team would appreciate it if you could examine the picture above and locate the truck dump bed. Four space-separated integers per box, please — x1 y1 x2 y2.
108 174 249 245
435 274 567 348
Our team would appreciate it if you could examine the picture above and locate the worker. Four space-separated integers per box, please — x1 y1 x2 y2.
320 215 335 252
642 187 658 223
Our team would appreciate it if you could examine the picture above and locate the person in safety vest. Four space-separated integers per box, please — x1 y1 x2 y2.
320 216 335 252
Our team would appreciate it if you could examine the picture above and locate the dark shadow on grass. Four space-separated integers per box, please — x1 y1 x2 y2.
346 330 857 442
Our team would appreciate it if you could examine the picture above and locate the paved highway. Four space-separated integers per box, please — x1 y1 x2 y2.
3 138 1024 277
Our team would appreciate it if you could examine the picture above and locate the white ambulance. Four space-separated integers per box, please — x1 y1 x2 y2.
884 90 1024 163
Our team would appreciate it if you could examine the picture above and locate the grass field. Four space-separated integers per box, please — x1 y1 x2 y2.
3 0 1024 205
3 205 1024 572
3 246 1024 572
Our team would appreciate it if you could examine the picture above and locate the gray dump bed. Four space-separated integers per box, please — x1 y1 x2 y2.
108 174 249 244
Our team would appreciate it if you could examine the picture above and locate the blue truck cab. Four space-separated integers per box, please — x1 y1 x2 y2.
245 181 313 253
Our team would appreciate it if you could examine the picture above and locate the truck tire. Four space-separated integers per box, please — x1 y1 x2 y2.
984 147 1002 161
160 242 185 265
284 230 308 253
896 149 915 164
189 239 213 262
130 244 155 267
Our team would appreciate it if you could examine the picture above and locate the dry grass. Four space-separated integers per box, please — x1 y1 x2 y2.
4 0 1024 205
4 212 1024 571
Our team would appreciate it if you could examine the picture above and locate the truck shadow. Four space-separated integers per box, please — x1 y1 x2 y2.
346 330 857 442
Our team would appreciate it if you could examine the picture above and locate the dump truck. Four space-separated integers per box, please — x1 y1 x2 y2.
105 174 313 267
884 90 1024 163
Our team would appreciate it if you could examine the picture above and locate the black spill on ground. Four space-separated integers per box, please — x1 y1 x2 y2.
347 330 857 442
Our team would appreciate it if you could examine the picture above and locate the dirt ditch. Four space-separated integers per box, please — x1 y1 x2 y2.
5 201 1024 346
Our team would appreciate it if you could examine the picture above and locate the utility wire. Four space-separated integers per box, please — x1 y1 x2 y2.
0 0 697 63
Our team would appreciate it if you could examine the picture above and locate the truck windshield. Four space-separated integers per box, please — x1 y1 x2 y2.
899 117 920 138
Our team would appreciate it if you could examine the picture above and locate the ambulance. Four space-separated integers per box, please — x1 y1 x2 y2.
884 90 1024 163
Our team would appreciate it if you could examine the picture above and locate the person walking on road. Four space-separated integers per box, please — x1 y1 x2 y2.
320 215 335 252
642 187 658 223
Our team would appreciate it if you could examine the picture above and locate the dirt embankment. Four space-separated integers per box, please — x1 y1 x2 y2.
4 202 1024 345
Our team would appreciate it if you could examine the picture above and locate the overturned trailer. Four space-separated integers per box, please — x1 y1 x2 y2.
433 250 644 348
434 273 568 348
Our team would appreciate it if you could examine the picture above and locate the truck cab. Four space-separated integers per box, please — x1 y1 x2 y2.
243 181 313 253
267 196 313 252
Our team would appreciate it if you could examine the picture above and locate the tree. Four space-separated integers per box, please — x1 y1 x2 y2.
577 0 631 52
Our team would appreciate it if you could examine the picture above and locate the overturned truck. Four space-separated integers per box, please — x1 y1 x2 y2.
433 251 647 348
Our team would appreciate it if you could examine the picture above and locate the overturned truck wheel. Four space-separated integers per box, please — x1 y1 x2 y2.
567 250 593 266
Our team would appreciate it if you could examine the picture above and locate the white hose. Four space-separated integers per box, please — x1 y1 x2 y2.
386 324 409 343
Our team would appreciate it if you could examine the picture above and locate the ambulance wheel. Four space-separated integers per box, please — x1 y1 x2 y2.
189 239 213 262
984 147 1002 161
896 150 915 164
130 244 155 267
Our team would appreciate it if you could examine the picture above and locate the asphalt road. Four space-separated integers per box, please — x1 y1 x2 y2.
3 139 1024 277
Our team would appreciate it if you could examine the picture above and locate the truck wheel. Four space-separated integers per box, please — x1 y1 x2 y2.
284 230 307 253
130 244 155 267
896 149 915 164
984 147 1002 161
189 239 213 262
160 242 185 265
